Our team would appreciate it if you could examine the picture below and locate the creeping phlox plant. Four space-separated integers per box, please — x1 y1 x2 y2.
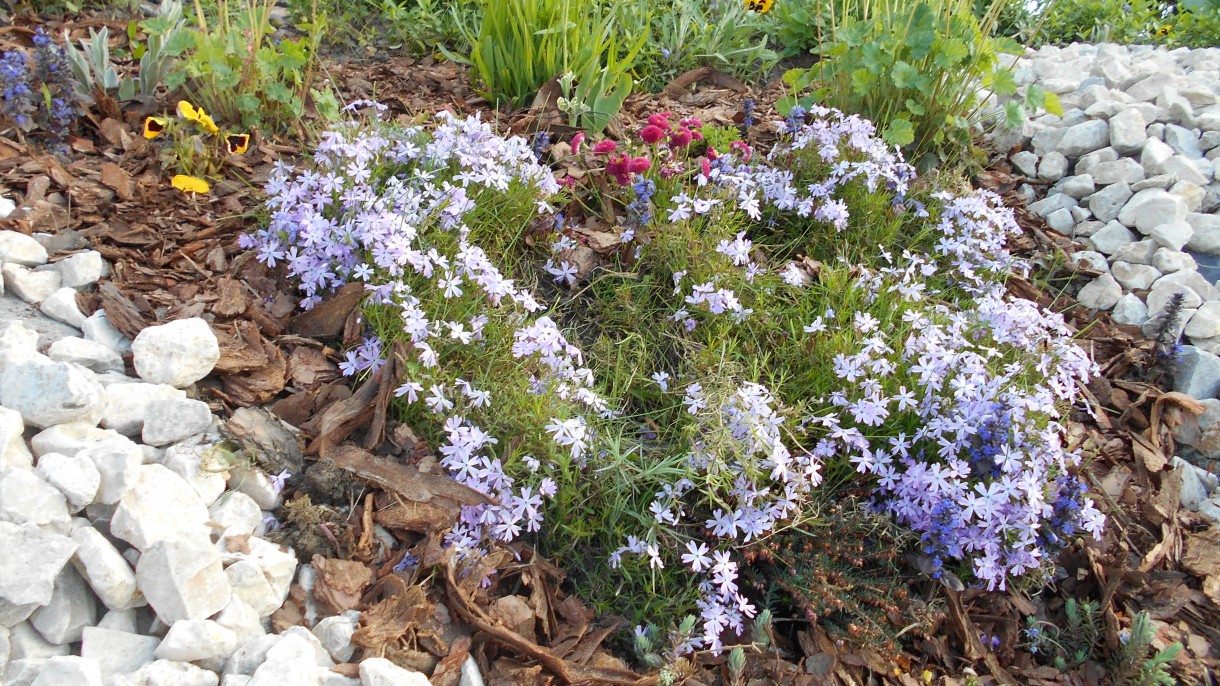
247 100 1105 655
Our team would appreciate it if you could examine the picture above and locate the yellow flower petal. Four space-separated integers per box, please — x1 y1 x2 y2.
177 100 220 135
143 116 167 139
225 133 250 155
745 0 773 13
171 174 211 194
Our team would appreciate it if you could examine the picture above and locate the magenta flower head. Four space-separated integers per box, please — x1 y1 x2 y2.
592 139 617 154
640 124 666 144
680 117 702 129
628 156 651 174
571 132 586 153
606 154 631 184
647 112 672 130
669 127 693 148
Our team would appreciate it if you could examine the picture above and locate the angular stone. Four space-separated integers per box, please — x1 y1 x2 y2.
36 452 100 512
1088 181 1133 223
1187 212 1220 254
0 522 76 607
141 398 213 447
155 619 238 663
1147 219 1193 250
136 536 230 624
1174 345 1220 399
0 232 48 267
1171 180 1207 212
1058 119 1110 158
1087 221 1136 254
38 288 87 328
30 566 96 645
0 357 105 430
215 597 266 650
1133 173 1177 191
2 265 61 305
7 621 70 660
1011 150 1038 177
1187 302 1220 340
1028 192 1077 217
1077 273 1123 310
1164 123 1202 157
1158 269 1218 302
1142 137 1176 176
161 444 227 507
79 437 143 505
312 615 356 663
1038 151 1069 181
1076 146 1120 175
69 523 139 611
1153 247 1196 273
1089 158 1145 185
53 251 107 290
1073 219 1104 238
99 382 186 437
31 655 103 686
1118 188 1187 232
112 465 211 551
80 626 158 677
218 537 296 618
248 633 322 686
1109 107 1148 154
208 492 262 540
1147 278 1204 316
1111 293 1149 325
1163 154 1212 185
1057 174 1095 199
131 319 220 388
359 658 430 686
47 337 124 374
0 468 70 530
0 406 32 471
1072 250 1109 272
1045 207 1075 233
80 311 131 354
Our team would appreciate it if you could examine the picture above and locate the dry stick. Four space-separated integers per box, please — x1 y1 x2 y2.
442 558 656 686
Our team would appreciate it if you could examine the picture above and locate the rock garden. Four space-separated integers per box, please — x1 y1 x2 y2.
1 0 1220 685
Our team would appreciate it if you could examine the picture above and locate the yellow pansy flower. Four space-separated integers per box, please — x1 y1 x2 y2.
745 0 774 13
171 174 211 195
176 100 219 135
143 116 167 139
225 133 250 155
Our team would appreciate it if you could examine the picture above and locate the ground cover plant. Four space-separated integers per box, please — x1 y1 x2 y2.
244 100 1107 660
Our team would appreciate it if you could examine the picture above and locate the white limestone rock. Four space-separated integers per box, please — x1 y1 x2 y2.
1153 247 1196 273
0 468 70 530
0 232 48 267
359 658 430 686
96 608 138 633
38 288 87 328
6 621 69 660
0 522 77 608
69 523 139 610
224 635 281 677
111 464 212 551
1087 221 1137 255
161 443 227 507
247 633 323 686
208 491 263 540
1028 192 1077 217
1088 181 1133 223
1090 157 1145 185
100 382 186 436
80 626 158 677
230 466 283 511
30 566 96 644
1109 107 1148 154
1111 293 1149 325
1037 151 1070 181
0 407 33 471
155 619 238 663
1142 137 1176 176
53 251 108 290
31 655 103 686
131 319 219 388
79 437 144 505
36 452 100 512
1174 345 1220 399
213 595 265 647
1117 188 1187 233
136 535 230 625
1110 261 1161 290
119 659 220 686
1057 119 1110 158
312 615 356 663
1187 212 1220 254
47 337 124 374
81 311 131 354
218 537 296 618
1011 150 1039 177
1187 302 1220 340
1162 154 1212 185
0 357 105 429
1147 219 1193 251
2 264 60 305
141 398 213 447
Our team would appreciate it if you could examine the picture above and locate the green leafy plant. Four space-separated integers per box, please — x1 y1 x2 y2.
613 0 779 91
1026 602 1181 684
778 0 1061 169
554 23 647 134
63 0 186 102
166 0 332 133
1033 0 1161 44
1112 612 1183 686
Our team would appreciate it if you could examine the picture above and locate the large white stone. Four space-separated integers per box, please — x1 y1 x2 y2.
0 522 76 608
1109 107 1148 154
1142 137 1176 176
1174 345 1220 399
131 319 219 388
1147 219 1193 250
7 621 69 660
99 382 186 436
35 452 99 513
161 444 227 507
29 423 117 458
1058 119 1110 158
1187 302 1220 340
1011 150 1038 177
2 264 60 305
1112 293 1149 325
1117 188 1187 233
30 566 96 644
118 658 220 686
30 655 103 686
0 468 70 530
1187 212 1220 254
80 626 158 677
1090 158 1145 185
0 357 105 429
47 337 124 374
359 658 430 686
0 321 40 375
213 595 265 646
1088 221 1137 255
218 537 296 618
230 467 283 511
312 615 356 663
1153 247 1196 273
38 288 87 328
0 407 32 471
208 492 263 540
70 524 139 610
79 437 143 505
1163 154 1212 185
0 232 48 267
53 251 108 290
1110 261 1161 290
111 465 211 551
1038 151 1069 181
1088 182 1133 223
1072 250 1109 272
136 536 230 624
248 633 322 686
142 398 213 447
96 607 138 633
155 619 238 663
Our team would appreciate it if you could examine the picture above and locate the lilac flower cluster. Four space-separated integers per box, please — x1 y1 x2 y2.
0 29 77 148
